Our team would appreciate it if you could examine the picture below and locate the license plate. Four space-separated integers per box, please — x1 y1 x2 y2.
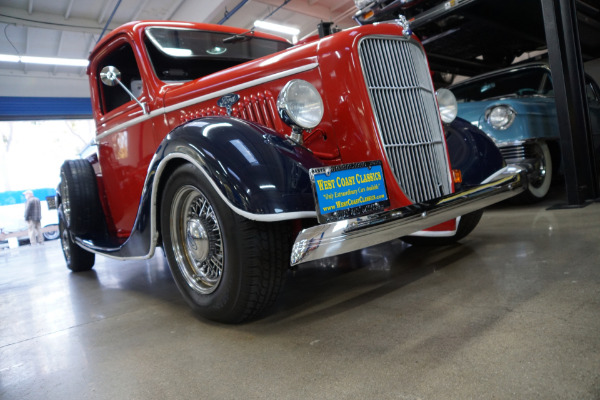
310 161 390 223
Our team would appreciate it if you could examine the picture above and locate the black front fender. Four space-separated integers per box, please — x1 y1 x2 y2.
156 116 324 219
445 117 505 191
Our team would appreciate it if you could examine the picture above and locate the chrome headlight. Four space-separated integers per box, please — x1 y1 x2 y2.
436 88 457 124
277 80 324 130
485 105 516 130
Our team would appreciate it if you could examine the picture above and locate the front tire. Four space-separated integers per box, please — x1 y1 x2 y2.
160 164 292 323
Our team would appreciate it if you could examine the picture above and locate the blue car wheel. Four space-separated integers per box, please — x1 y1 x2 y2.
520 141 553 203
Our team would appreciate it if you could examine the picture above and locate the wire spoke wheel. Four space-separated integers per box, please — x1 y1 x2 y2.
170 185 224 294
160 163 292 323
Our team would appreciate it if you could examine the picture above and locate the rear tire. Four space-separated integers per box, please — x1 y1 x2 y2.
59 159 103 237
59 213 95 272
401 210 483 246
160 163 292 323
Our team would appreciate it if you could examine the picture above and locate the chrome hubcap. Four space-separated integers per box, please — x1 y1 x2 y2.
186 218 209 262
171 185 223 294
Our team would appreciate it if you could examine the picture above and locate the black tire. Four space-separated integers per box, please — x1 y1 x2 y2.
401 210 484 246
59 213 95 272
514 141 553 204
160 163 292 323
59 159 103 237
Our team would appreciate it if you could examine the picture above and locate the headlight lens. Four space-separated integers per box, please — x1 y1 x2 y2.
485 105 516 130
354 0 374 9
277 79 324 130
436 88 458 124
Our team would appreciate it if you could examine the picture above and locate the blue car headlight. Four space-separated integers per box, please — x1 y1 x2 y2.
485 105 516 130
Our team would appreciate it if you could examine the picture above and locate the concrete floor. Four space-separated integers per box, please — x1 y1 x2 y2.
1 190 599 400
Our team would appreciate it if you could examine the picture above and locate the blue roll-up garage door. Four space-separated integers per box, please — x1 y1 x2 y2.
0 97 92 120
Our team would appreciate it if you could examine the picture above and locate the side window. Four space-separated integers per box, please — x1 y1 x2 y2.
97 43 142 114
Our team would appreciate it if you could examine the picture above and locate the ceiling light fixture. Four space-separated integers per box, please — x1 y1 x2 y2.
254 20 300 36
0 54 89 67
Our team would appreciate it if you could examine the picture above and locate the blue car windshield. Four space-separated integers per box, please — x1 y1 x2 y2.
452 67 553 103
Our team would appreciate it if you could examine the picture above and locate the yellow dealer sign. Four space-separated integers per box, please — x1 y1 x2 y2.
310 161 389 223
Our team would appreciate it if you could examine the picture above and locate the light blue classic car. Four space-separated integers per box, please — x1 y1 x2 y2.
450 63 600 201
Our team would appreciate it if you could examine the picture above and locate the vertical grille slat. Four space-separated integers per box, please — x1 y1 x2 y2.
359 37 451 203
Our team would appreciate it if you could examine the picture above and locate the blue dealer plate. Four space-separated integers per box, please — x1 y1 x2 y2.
310 161 390 223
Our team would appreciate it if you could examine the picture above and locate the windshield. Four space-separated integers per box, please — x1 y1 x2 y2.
452 67 553 103
145 27 292 82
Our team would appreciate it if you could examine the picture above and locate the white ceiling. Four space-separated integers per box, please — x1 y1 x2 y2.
0 0 358 97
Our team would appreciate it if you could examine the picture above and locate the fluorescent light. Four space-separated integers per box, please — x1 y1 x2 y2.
254 20 300 36
162 48 193 57
22 56 89 67
0 53 89 67
0 54 20 62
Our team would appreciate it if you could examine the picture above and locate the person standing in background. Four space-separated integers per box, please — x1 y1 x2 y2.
24 190 44 245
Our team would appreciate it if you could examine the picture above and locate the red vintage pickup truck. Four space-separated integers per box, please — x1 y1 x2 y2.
57 19 527 322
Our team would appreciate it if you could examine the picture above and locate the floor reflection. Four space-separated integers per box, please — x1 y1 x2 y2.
270 238 480 324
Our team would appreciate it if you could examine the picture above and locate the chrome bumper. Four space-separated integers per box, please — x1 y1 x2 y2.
291 164 528 266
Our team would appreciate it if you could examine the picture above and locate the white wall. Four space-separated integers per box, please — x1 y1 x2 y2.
0 201 58 233
0 120 95 192
0 71 90 98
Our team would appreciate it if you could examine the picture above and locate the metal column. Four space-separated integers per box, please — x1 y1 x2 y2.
541 0 598 205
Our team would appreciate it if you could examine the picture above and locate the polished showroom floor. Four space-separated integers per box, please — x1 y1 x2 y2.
1 188 599 399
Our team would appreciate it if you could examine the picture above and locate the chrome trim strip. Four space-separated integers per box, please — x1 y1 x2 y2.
290 164 528 266
161 63 319 114
95 109 163 142
94 63 319 142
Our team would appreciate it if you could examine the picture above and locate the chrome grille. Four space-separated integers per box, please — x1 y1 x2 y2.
358 37 451 203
